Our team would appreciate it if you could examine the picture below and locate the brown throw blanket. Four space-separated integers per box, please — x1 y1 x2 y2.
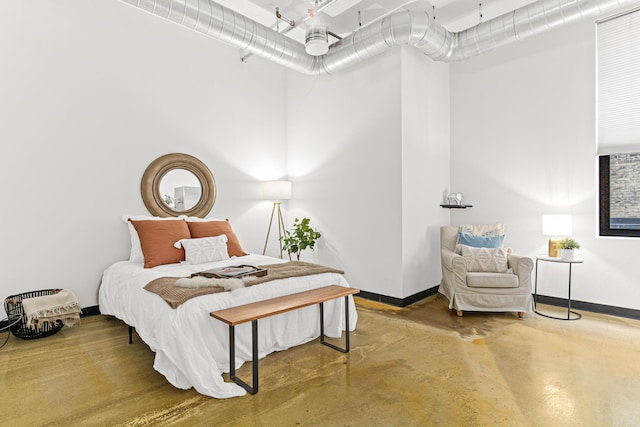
144 261 345 308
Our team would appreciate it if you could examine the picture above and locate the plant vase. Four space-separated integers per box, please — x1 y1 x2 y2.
560 249 574 261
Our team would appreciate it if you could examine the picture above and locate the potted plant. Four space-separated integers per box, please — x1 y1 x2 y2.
281 218 321 261
557 237 580 261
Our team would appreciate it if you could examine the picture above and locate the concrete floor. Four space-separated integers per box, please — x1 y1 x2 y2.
2 294 640 426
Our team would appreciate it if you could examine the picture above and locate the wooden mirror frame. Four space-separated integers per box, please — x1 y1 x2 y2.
141 153 216 218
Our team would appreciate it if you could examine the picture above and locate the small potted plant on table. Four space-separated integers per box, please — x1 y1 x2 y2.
557 237 580 261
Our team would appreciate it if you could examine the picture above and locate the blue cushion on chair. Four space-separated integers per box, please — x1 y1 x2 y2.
459 232 505 248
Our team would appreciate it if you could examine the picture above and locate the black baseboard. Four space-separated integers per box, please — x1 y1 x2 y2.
535 295 640 321
356 286 440 307
81 305 100 317
82 295 640 320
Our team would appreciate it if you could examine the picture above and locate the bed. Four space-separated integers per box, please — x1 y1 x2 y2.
98 216 357 399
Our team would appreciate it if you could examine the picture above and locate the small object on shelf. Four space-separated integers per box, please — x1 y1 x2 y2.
447 192 464 205
443 192 470 208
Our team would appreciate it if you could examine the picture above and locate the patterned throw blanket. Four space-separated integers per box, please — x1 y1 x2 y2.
21 289 81 329
144 261 345 308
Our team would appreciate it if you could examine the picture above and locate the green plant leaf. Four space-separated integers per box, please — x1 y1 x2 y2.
557 237 580 250
280 217 321 258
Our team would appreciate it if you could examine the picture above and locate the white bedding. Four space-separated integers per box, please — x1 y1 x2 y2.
98 254 357 398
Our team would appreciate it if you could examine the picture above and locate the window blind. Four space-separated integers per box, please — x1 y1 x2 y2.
597 8 640 155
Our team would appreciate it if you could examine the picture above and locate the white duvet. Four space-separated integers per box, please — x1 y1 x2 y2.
98 254 357 398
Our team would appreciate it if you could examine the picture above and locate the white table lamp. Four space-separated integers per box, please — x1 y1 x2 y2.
262 181 292 259
542 214 572 257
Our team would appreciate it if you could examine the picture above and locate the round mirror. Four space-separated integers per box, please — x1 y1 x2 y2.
159 169 202 212
141 153 216 218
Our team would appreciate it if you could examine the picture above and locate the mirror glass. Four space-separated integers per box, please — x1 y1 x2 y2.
141 153 216 218
159 169 202 211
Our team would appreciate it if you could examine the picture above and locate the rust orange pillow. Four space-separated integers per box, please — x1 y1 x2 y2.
130 219 191 268
186 220 247 257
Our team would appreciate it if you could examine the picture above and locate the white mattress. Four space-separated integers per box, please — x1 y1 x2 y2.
98 254 357 398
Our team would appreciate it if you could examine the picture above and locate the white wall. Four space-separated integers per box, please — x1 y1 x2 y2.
400 47 450 297
0 0 287 314
286 51 404 297
286 48 450 300
450 17 640 310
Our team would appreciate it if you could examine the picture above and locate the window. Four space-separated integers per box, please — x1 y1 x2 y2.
600 154 640 237
597 8 640 237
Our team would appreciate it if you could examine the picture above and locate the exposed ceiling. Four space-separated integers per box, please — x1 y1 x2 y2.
214 0 540 46
122 0 638 74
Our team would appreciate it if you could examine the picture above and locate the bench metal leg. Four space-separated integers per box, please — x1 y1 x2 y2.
229 321 259 394
226 295 353 395
320 295 351 353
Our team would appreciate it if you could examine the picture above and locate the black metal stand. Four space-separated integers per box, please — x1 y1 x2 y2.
227 295 352 394
320 298 350 353
262 201 290 260
0 316 21 350
228 321 259 394
534 257 582 321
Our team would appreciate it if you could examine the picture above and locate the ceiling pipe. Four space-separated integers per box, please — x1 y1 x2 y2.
121 0 323 74
451 0 633 60
120 0 637 75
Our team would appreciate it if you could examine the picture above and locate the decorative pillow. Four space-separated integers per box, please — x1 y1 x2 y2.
122 215 186 263
130 219 191 268
186 220 247 257
459 244 509 273
459 232 505 248
459 224 505 237
174 235 230 265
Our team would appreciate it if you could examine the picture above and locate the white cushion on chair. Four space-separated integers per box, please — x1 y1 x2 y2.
466 272 519 288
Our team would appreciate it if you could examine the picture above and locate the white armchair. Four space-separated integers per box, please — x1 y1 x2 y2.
439 225 534 317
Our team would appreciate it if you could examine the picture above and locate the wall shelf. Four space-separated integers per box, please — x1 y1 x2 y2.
440 204 473 209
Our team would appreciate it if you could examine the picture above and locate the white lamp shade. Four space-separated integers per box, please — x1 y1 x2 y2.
263 181 292 200
542 214 573 236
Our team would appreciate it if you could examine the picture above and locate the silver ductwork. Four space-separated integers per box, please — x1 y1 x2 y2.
451 0 629 60
121 0 635 74
121 0 323 74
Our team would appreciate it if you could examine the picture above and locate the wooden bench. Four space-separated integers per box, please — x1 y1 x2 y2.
210 285 359 394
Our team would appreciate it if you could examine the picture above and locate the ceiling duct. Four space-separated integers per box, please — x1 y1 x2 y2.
305 26 329 56
305 9 330 56
120 0 637 74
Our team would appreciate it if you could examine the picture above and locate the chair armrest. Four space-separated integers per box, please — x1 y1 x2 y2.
441 249 468 290
508 253 533 288
441 249 467 273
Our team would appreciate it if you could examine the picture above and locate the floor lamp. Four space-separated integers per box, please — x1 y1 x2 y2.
262 181 292 259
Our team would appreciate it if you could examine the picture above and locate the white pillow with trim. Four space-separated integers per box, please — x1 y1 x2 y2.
174 235 230 265
459 244 510 273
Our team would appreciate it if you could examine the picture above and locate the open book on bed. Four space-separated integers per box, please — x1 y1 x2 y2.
191 265 268 279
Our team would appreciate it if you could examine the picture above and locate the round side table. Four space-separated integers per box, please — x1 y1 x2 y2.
534 255 583 320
